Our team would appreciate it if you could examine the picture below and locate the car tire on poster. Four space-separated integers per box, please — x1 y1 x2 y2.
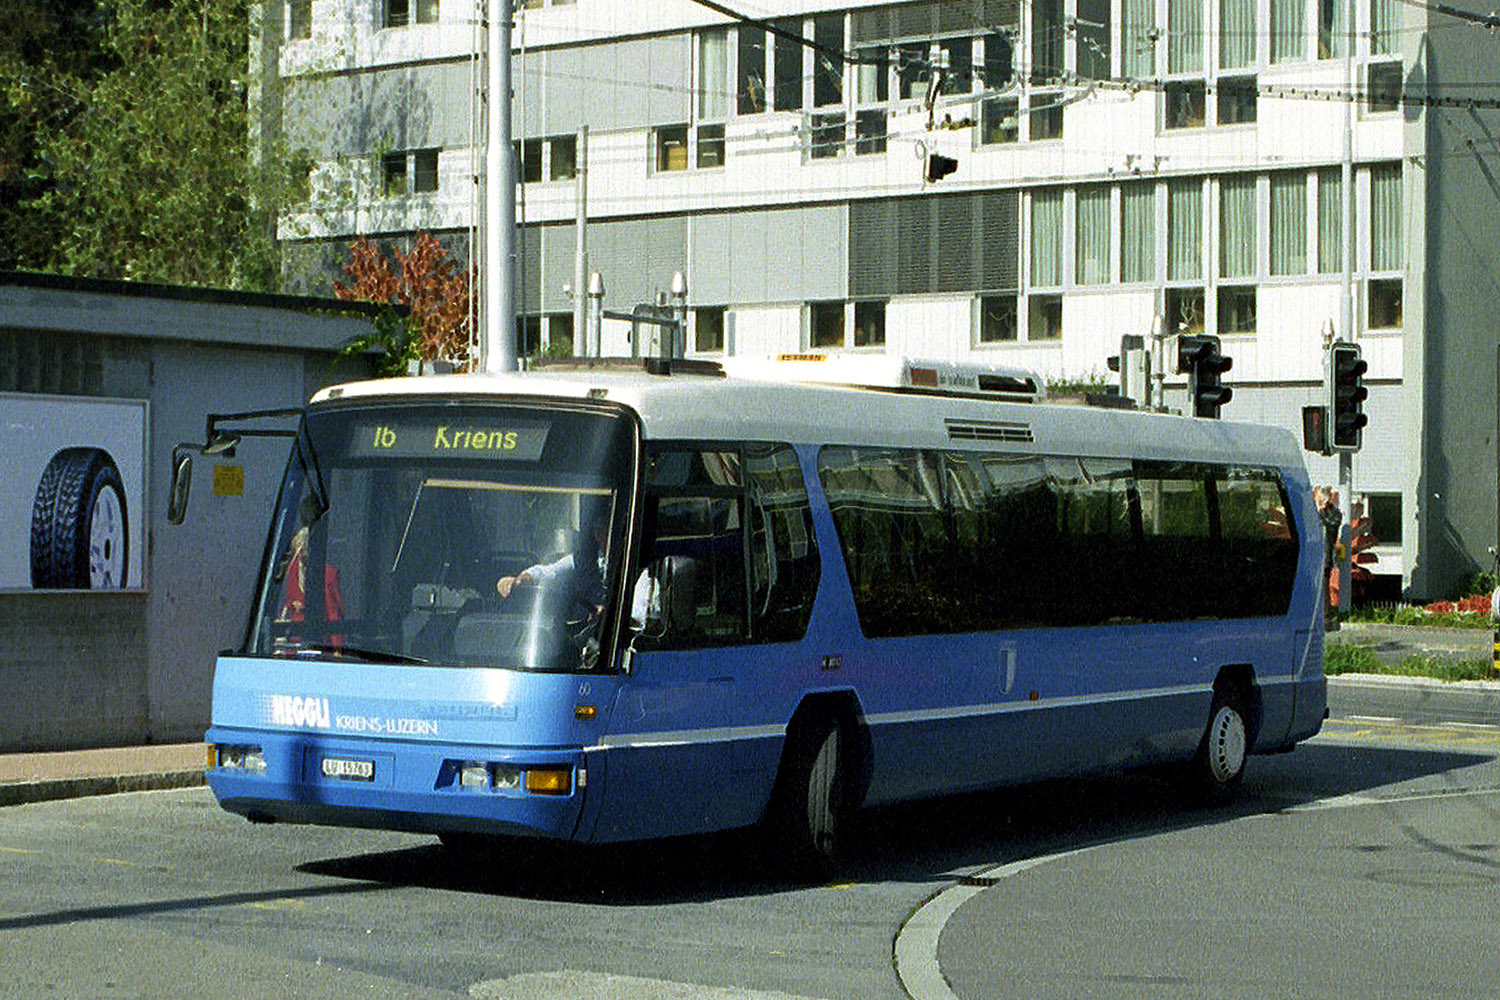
30 447 129 589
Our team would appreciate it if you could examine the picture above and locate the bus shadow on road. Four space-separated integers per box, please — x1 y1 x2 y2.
299 740 1494 904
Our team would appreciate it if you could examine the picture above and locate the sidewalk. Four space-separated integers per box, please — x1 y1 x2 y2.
0 742 205 807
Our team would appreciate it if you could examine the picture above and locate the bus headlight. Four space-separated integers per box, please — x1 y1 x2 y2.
212 744 266 774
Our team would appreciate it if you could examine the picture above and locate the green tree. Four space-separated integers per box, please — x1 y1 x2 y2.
1 0 302 289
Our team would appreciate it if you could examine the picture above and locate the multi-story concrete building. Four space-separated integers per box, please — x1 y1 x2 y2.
256 0 1500 601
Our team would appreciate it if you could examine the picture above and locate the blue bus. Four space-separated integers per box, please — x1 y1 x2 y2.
194 354 1326 869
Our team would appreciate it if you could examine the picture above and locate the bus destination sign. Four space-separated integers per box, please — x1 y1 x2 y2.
348 420 550 462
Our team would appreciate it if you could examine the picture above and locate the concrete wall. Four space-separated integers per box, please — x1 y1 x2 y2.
0 274 378 752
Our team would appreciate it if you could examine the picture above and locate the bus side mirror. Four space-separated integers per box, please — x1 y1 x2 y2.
167 448 193 525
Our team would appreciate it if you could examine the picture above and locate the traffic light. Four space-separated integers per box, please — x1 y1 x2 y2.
925 153 958 182
1328 341 1368 452
1175 334 1233 418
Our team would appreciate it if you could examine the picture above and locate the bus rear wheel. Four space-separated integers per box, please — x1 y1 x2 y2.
1188 687 1248 802
770 716 847 878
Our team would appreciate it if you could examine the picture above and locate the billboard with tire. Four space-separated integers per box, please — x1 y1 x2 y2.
1 394 147 591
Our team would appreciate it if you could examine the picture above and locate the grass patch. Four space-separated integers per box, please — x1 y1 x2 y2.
1346 604 1494 629
1324 642 1497 682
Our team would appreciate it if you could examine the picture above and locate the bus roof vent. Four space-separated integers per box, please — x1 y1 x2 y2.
721 353 1046 402
945 418 1034 444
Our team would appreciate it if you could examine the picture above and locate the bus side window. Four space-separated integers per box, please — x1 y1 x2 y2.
745 443 819 643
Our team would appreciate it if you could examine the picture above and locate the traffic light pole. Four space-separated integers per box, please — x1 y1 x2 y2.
1337 450 1353 616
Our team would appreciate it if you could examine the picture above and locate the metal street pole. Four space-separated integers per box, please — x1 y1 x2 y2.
482 0 517 373
573 125 588 356
1336 0 1356 614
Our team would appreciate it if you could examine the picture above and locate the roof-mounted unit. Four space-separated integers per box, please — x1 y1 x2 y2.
721 353 1046 403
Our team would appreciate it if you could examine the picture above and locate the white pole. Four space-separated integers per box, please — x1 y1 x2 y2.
573 125 588 356
1337 0 1355 614
482 0 517 373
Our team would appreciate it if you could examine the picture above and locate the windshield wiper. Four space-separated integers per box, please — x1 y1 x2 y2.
296 643 429 665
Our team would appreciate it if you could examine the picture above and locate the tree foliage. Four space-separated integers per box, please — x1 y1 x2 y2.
333 233 472 376
0 0 301 289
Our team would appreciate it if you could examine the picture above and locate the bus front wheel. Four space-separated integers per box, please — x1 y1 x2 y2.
770 716 847 878
1188 687 1248 802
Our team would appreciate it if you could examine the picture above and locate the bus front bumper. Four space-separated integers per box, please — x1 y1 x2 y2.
205 727 596 840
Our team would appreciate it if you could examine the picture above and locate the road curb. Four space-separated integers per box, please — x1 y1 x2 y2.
0 769 205 808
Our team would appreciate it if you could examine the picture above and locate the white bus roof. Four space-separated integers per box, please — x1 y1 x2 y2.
312 358 1305 472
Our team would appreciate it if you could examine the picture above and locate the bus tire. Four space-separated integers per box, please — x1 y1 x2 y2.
1187 685 1249 803
769 715 848 878
30 447 129 589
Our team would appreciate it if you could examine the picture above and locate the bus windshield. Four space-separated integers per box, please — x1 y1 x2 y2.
246 400 636 672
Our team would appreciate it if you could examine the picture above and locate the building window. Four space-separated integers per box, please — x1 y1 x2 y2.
1075 186 1110 286
1031 189 1064 287
1219 0 1255 69
547 314 574 357
1217 76 1257 125
809 301 844 349
773 18 803 112
1318 0 1346 59
978 294 1018 343
1167 179 1202 281
810 113 845 159
813 14 843 107
1270 0 1305 62
413 148 439 194
516 315 543 358
1371 0 1399 55
1168 0 1204 74
1028 295 1063 340
855 46 888 104
1218 286 1256 334
698 28 730 121
738 26 767 114
936 36 976 95
514 139 542 183
1074 0 1111 80
855 110 887 154
1165 81 1206 129
897 42 928 100
1317 167 1342 273
1219 175 1255 279
1033 1 1064 83
697 124 726 168
1165 287 1205 335
1370 163 1402 271
1367 61 1402 113
1121 182 1156 283
385 0 437 28
1270 172 1307 276
655 124 689 172
983 32 1014 89
1365 493 1403 546
549 134 577 181
1369 279 1402 329
1030 99 1063 140
1121 0 1155 77
381 151 406 197
981 98 1018 144
853 300 886 347
288 0 312 40
694 307 726 353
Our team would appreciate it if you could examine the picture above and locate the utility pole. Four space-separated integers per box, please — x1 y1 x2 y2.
481 0 517 373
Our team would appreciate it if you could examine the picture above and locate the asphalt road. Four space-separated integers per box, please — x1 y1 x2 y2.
2 687 1497 1000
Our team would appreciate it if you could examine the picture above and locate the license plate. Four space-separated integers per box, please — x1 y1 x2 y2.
320 757 374 781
